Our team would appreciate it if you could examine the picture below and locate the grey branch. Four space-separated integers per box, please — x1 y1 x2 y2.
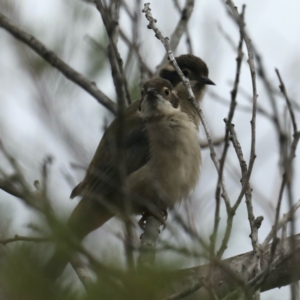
95 0 132 107
275 68 298 134
164 234 300 299
225 1 258 233
2 229 300 298
138 216 161 268
157 0 195 72
0 12 117 114
262 199 300 249
212 7 244 259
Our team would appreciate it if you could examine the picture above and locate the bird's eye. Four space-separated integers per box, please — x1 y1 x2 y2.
182 69 189 77
163 88 170 96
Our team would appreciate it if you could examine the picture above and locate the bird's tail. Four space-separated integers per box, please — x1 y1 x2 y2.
44 197 115 280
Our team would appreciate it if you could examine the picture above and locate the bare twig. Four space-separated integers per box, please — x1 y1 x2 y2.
157 0 195 72
94 0 136 269
95 0 131 107
200 137 224 149
212 6 245 258
208 90 274 122
119 29 153 78
275 69 298 134
224 6 260 298
255 53 282 137
0 235 50 245
70 255 93 290
228 122 261 251
275 71 298 269
225 1 258 233
0 12 117 113
262 199 300 249
142 2 231 209
41 155 53 197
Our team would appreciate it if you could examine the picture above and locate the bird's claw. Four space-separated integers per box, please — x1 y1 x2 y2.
138 210 168 230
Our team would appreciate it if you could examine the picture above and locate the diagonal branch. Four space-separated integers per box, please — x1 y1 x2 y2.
0 12 117 114
156 0 195 72
142 2 231 209
95 0 132 107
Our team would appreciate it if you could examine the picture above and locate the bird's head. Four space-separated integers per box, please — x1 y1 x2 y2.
159 54 215 90
139 78 179 117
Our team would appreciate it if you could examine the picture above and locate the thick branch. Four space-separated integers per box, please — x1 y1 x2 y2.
157 0 195 71
165 234 300 299
138 216 161 268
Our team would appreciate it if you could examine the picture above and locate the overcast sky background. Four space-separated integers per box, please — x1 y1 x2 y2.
0 0 300 298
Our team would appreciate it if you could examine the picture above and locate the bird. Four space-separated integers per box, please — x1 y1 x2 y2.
159 54 215 127
45 55 214 279
70 54 214 234
125 78 201 218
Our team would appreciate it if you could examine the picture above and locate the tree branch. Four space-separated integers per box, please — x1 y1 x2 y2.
138 216 161 268
164 233 300 299
0 12 117 114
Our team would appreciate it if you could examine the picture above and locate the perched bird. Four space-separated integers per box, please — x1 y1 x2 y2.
70 54 214 235
159 54 215 127
126 78 201 216
45 55 214 279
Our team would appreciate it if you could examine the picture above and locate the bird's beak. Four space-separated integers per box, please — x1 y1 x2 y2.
147 87 158 95
201 77 216 85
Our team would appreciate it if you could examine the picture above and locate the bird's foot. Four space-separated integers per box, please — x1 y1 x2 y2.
138 210 168 230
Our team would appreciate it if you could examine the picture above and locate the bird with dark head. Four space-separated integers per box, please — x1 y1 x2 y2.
159 54 215 127
45 55 212 279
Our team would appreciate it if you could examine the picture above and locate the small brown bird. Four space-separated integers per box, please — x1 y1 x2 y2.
45 55 214 279
126 78 201 217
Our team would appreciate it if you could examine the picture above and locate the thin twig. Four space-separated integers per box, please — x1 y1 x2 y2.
119 29 153 78
95 0 136 269
70 255 93 290
224 7 260 298
142 2 231 209
227 122 261 255
262 199 300 249
212 6 245 258
200 137 225 149
275 69 298 134
156 0 195 72
221 117 262 300
95 0 131 106
208 90 274 122
0 235 50 245
225 1 258 235
41 155 53 197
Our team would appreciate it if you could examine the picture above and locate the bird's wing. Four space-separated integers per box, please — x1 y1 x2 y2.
70 100 150 199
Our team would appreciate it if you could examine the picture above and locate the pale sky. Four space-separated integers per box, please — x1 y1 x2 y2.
0 0 300 299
